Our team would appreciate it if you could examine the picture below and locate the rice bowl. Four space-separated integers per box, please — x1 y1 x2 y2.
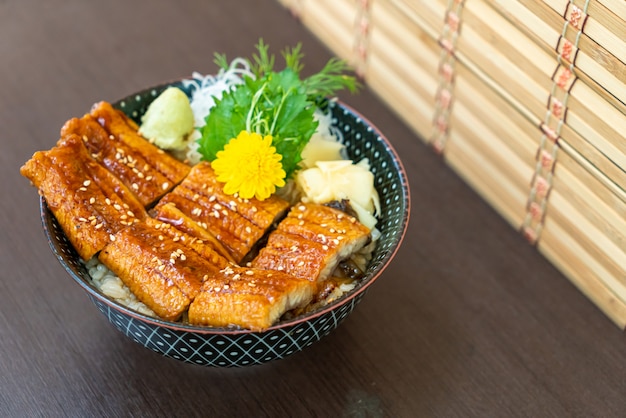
38 77 409 366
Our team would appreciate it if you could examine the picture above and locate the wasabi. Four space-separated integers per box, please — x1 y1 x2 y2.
139 87 195 151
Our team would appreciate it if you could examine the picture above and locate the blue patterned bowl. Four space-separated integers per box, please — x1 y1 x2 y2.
41 79 410 367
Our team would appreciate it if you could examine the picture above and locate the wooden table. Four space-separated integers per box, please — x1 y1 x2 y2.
2 1 626 416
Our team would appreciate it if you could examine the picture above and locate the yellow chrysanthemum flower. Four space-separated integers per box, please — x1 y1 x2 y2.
212 130 286 200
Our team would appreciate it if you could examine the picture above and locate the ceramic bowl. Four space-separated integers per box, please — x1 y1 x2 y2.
41 79 410 367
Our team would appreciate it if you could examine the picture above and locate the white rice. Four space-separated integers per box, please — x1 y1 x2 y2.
84 257 155 316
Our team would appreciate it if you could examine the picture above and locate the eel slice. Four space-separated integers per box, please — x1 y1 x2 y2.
20 134 147 260
89 101 190 205
99 219 231 321
188 266 314 331
252 203 371 285
61 114 184 207
154 162 290 263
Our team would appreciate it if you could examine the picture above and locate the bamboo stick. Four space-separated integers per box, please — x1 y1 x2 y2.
445 123 529 229
553 154 626 253
541 0 626 58
539 220 626 329
547 191 626 289
487 0 626 112
596 0 626 21
387 0 626 153
466 0 626 105
296 0 356 63
370 0 626 192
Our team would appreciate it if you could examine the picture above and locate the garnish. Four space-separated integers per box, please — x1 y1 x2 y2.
211 130 286 200
197 39 359 199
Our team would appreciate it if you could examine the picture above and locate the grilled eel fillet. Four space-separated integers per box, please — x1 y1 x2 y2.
252 203 371 285
99 218 232 321
86 101 191 206
188 266 315 331
20 134 147 260
154 162 291 263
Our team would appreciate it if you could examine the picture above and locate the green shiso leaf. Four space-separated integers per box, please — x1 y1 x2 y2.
197 39 359 179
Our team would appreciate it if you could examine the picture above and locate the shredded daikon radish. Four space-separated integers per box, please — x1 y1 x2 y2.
182 58 254 164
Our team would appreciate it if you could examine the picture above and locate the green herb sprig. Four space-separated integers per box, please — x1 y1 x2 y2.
198 39 359 179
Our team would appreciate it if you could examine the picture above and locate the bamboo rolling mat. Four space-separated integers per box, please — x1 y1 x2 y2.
278 0 626 327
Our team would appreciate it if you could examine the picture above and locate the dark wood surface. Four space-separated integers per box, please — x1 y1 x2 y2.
2 1 625 416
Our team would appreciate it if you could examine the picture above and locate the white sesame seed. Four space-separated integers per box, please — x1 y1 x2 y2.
162 182 169 190
89 197 95 204
109 234 116 241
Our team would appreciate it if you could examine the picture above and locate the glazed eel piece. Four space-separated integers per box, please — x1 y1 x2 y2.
252 202 371 287
20 134 147 261
154 162 291 264
188 266 315 331
85 101 191 207
99 218 232 321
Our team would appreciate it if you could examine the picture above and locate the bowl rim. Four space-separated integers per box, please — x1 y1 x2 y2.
41 91 411 336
